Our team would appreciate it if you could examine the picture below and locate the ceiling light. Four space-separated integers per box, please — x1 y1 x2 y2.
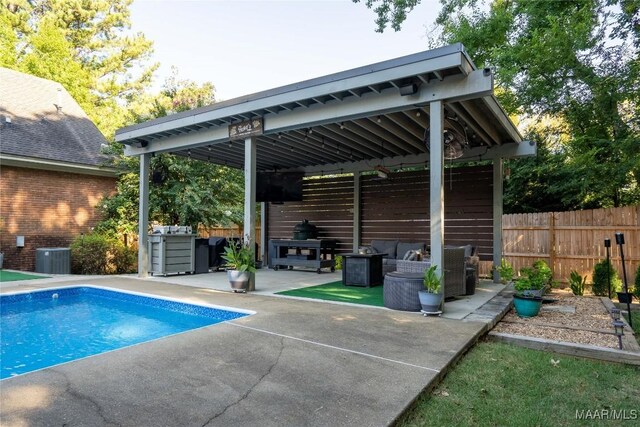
339 122 344 130
377 116 381 123
416 111 421 117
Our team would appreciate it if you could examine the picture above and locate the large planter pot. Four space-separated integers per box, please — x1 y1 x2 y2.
513 294 543 318
617 292 633 304
227 270 254 292
418 290 443 314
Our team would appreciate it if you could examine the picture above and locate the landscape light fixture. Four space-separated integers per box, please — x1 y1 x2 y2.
612 320 624 349
604 238 611 299
615 232 633 328
610 308 621 321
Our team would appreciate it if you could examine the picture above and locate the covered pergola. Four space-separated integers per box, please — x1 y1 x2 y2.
116 43 535 286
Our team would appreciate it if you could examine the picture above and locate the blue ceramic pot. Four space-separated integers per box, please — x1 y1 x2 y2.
513 294 542 318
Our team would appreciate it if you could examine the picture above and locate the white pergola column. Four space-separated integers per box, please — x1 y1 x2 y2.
352 171 361 251
243 137 257 247
138 153 151 277
430 100 445 307
260 202 267 262
493 158 504 282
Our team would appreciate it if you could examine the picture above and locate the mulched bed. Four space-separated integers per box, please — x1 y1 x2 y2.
493 291 623 349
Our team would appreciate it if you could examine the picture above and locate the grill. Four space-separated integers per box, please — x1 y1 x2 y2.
292 219 318 240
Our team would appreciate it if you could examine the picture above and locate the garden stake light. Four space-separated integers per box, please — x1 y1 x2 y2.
610 308 621 321
612 320 624 350
615 233 633 328
604 238 611 299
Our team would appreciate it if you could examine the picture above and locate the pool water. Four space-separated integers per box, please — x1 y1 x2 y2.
0 287 251 379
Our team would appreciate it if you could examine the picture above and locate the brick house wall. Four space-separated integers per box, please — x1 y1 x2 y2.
0 166 117 271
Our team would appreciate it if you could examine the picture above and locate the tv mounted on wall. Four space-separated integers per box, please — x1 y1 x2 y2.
256 172 304 202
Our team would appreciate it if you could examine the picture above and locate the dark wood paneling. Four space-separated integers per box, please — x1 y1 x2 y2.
360 166 494 260
266 166 494 260
267 175 355 254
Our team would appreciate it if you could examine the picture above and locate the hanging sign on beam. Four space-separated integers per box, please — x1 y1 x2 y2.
229 118 263 140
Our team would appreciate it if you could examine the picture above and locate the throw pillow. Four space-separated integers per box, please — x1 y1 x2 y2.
403 250 418 261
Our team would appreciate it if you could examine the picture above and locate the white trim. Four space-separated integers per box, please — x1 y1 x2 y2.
0 154 117 177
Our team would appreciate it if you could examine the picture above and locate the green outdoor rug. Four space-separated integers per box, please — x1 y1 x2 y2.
276 281 384 307
0 270 50 282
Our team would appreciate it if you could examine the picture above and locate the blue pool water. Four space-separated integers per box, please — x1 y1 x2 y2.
0 287 251 379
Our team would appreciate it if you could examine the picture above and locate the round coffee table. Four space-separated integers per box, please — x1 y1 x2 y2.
383 271 423 311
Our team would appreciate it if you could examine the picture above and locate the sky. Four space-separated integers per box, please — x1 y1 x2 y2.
130 0 440 101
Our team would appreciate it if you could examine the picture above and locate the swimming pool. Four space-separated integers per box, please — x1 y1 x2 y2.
0 286 253 379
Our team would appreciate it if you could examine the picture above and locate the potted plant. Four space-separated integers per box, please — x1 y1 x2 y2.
569 270 586 296
418 265 443 314
512 277 544 317
512 263 548 317
221 240 257 292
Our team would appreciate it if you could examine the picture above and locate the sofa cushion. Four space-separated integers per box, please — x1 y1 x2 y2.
371 240 399 258
397 242 425 260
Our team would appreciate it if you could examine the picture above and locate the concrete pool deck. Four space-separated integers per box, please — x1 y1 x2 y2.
1 274 503 426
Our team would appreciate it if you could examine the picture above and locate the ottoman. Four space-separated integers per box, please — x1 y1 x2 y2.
383 271 424 311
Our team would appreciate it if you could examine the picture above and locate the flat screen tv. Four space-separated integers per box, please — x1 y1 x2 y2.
256 172 304 202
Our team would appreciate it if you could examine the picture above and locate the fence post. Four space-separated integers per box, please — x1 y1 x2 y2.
549 212 556 280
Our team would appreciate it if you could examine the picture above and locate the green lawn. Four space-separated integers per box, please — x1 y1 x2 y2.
0 270 50 282
396 341 640 427
276 281 384 306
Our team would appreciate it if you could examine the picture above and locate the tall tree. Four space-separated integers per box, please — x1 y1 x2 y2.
357 0 640 212
97 71 244 234
0 0 157 139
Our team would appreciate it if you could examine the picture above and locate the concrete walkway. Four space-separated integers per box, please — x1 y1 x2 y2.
1 274 505 426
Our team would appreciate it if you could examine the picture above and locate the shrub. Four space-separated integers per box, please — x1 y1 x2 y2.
496 258 514 283
334 255 343 271
71 232 137 275
532 260 553 288
569 270 586 296
591 259 622 296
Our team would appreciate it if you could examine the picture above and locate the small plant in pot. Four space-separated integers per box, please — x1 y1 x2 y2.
512 268 547 318
221 240 257 292
418 265 443 315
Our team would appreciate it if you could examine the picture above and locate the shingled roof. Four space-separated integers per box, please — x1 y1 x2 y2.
0 68 111 168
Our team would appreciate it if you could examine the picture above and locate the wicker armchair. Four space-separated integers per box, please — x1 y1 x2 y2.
395 249 466 299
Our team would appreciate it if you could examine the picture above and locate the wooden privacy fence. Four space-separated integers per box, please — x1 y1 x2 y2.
503 206 639 285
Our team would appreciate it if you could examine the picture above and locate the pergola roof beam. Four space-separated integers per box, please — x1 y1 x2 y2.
446 103 494 147
351 118 417 155
313 125 382 158
458 101 503 145
342 121 404 158
372 115 424 151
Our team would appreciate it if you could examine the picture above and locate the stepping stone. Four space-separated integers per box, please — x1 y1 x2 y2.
540 305 576 314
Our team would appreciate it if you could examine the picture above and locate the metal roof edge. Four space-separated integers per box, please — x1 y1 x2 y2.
116 43 467 137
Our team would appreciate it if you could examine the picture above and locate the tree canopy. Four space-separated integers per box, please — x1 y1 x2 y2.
358 0 640 212
1 0 245 232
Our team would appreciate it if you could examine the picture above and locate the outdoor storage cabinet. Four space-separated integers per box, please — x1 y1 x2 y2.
148 234 196 276
35 248 71 274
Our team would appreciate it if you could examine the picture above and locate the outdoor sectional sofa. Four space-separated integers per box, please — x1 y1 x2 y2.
365 240 478 298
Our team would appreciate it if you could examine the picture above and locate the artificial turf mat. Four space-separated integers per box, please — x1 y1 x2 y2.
0 270 50 282
276 280 384 306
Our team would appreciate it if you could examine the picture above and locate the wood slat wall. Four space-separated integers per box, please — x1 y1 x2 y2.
267 175 355 253
360 166 494 261
503 206 640 285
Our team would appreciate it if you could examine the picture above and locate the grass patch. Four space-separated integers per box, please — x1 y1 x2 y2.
396 340 640 427
276 281 383 306
0 270 49 282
